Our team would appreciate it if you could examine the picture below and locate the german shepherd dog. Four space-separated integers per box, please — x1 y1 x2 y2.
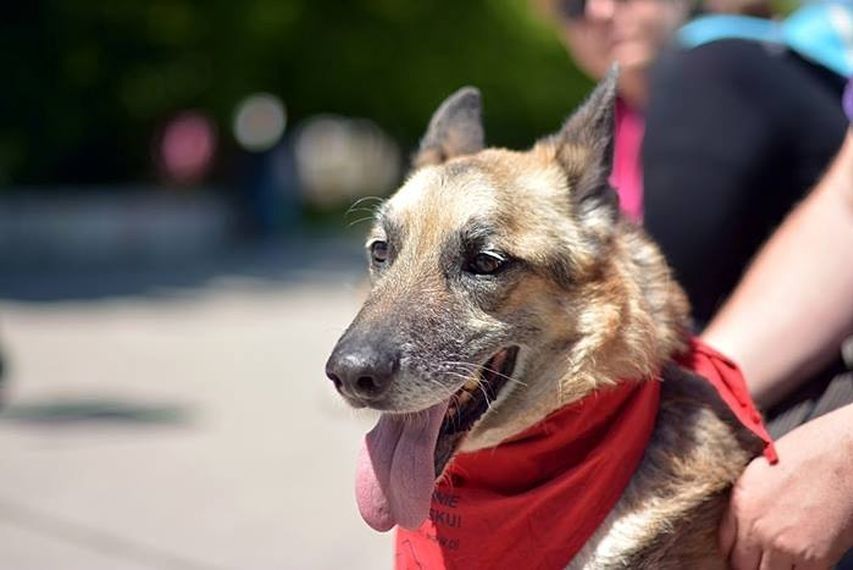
326 70 763 568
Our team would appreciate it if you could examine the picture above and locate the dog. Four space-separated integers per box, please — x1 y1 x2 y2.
325 70 770 569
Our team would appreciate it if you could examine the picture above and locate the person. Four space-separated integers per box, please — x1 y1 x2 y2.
642 23 848 330
546 0 850 412
545 0 849 328
549 0 692 222
702 89 853 568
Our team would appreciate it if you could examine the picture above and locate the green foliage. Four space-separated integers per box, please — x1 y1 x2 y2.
0 0 590 185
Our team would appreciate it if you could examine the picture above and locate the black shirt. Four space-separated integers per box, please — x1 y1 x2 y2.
643 39 846 328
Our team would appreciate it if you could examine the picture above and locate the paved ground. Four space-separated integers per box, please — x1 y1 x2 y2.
0 241 393 569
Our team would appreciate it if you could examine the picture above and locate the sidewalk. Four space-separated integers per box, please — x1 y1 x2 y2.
0 251 392 569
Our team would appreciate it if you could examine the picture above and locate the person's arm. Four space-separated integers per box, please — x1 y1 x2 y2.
702 130 853 409
705 127 853 569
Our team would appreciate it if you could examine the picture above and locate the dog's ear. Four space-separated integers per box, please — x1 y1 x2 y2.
412 87 484 168
553 67 620 221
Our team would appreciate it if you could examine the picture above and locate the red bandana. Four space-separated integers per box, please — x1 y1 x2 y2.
394 339 775 570
674 339 776 463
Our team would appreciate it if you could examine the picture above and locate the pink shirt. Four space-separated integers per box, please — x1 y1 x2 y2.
610 99 645 222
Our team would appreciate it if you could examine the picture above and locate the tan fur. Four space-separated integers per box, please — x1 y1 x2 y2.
333 80 763 567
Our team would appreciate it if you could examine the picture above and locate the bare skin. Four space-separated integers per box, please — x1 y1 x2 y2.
703 132 853 410
704 132 853 568
549 0 690 108
720 405 853 569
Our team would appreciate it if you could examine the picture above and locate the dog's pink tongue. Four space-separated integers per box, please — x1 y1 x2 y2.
356 402 448 532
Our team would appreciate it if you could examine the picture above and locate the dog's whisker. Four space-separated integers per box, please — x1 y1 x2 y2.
480 367 528 388
476 380 494 409
345 195 385 217
440 360 528 388
422 374 463 401
344 206 379 218
443 371 469 381
346 215 377 228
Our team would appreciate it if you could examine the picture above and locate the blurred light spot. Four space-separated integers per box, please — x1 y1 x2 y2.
294 115 400 208
233 93 287 152
159 111 216 185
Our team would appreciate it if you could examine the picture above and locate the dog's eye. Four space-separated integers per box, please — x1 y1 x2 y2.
466 252 506 275
370 240 389 265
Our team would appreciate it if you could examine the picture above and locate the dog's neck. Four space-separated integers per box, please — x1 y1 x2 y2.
463 220 690 452
560 220 691 400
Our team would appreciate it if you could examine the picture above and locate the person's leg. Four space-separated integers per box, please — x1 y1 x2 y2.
766 367 852 439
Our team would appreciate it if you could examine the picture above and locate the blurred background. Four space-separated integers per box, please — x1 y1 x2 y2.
0 2 592 568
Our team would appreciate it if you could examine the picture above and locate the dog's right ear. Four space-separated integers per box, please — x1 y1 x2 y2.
412 87 484 168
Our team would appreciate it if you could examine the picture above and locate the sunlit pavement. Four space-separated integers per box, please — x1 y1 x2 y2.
0 244 392 569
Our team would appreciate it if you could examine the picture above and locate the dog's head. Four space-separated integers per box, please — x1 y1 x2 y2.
326 70 688 531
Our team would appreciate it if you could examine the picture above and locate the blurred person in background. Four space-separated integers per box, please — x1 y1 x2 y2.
545 0 850 417
643 2 849 331
547 0 848 327
701 85 853 567
543 0 853 567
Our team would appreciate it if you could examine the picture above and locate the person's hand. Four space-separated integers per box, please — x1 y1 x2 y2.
719 404 853 569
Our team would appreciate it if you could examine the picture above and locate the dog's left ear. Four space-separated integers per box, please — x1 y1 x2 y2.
413 87 484 168
553 67 620 221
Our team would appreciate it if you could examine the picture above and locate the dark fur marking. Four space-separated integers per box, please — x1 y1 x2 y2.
554 67 621 223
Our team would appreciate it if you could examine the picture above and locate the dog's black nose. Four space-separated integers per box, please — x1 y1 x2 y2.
325 341 398 403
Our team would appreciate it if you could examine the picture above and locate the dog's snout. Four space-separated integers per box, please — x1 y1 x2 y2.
325 341 398 403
